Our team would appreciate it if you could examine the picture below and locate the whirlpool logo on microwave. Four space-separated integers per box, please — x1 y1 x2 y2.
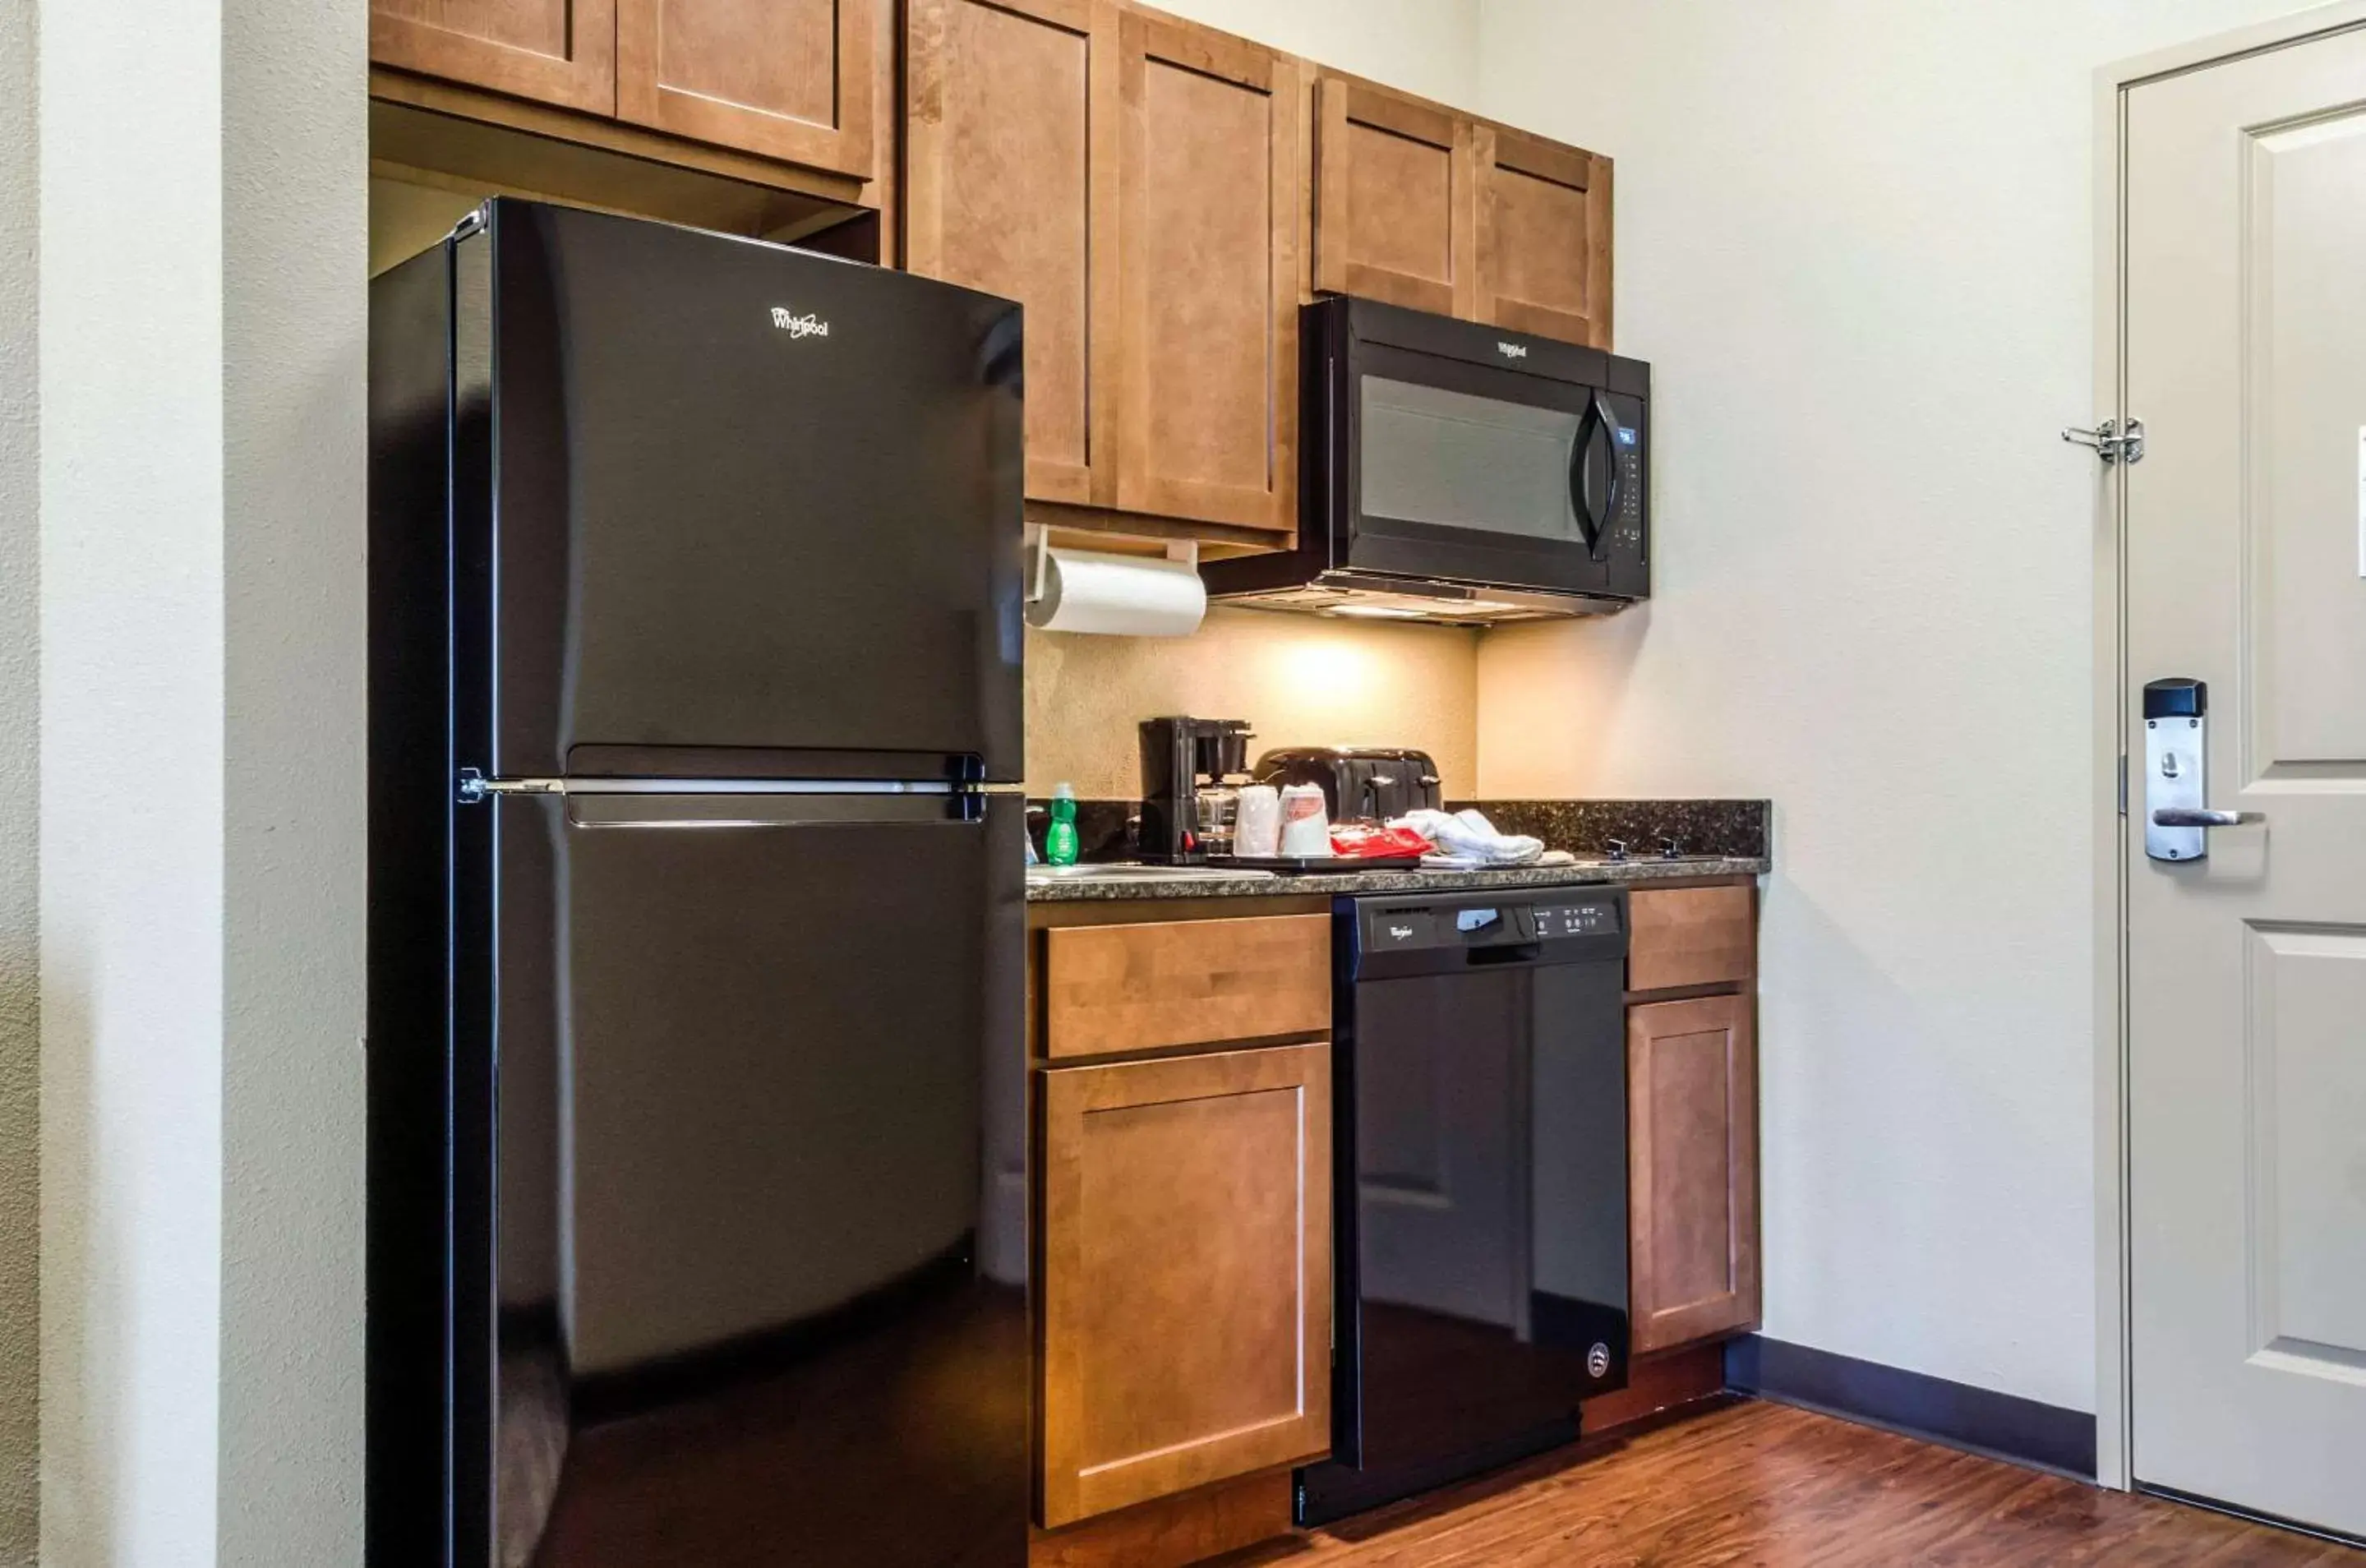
769 307 830 339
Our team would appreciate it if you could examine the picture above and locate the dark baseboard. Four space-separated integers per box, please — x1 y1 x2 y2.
1725 1335 2096 1481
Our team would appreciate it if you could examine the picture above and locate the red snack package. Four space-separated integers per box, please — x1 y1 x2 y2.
1328 822 1434 860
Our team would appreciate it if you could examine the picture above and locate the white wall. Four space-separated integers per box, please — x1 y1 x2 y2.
1474 0 2315 1413
38 0 367 1560
40 0 228 1549
217 0 368 1558
0 0 38 1560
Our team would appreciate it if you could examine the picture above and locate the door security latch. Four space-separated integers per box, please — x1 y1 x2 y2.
2063 417 2145 463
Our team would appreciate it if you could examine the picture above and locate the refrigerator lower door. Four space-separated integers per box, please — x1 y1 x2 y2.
463 790 1026 1567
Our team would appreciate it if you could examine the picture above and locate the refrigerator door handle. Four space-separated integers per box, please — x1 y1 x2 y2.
457 768 1024 805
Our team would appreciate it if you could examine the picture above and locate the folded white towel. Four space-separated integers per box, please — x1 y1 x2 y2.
1391 808 1547 866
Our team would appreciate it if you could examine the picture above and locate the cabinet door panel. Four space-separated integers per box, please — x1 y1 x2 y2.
906 0 1111 505
1039 1044 1331 1526
1114 10 1299 536
1628 994 1759 1353
1478 126 1612 348
1313 75 1472 317
617 0 876 177
372 0 618 113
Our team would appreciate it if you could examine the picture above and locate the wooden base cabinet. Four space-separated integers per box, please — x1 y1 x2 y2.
1037 1043 1331 1527
1626 991 1759 1354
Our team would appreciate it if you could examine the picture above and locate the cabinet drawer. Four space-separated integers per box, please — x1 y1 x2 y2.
1628 886 1755 994
1042 914 1329 1059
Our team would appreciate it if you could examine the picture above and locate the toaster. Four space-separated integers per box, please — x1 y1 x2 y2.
1252 746 1443 825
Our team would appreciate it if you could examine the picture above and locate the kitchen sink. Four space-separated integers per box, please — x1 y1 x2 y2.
1026 862 1275 883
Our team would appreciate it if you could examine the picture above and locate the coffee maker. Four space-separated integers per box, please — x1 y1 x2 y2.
1138 716 1254 864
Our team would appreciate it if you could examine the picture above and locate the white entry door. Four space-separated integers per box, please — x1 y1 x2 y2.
2125 21 2366 1540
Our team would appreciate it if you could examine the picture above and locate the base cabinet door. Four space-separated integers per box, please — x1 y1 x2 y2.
1628 994 1759 1353
616 0 876 176
371 0 619 113
1037 1043 1331 1527
1475 124 1612 349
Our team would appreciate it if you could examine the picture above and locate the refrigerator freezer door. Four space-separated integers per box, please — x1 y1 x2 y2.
479 201 1025 782
468 791 1027 1566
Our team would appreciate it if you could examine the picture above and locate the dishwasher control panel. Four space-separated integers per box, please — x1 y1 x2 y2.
1349 888 1626 971
1531 902 1621 939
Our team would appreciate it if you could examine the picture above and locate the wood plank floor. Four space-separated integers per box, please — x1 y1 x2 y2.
1221 1400 2363 1566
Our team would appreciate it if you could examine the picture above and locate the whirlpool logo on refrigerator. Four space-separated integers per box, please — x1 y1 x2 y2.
769 307 830 339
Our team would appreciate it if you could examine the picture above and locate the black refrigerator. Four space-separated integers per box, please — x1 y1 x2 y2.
367 199 1028 1567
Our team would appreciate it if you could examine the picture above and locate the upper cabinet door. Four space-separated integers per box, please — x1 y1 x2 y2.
1475 125 1612 349
906 0 1114 508
1312 74 1474 318
371 0 619 113
616 0 877 178
1113 8 1302 537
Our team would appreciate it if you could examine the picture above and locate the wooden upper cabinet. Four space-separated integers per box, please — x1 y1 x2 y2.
616 0 876 178
906 0 1112 507
372 0 618 113
1476 124 1612 349
1628 993 1760 1354
1312 73 1474 318
1113 7 1300 536
1038 1043 1331 1526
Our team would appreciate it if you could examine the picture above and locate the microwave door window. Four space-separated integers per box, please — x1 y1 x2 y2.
1359 376 1584 543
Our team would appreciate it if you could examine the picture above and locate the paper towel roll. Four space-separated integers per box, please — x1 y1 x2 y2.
1024 546 1206 637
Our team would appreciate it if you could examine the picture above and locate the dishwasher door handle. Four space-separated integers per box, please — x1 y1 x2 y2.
1466 943 1543 966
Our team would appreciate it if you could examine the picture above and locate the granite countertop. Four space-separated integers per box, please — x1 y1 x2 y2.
1025 854 1769 902
1023 797 1772 902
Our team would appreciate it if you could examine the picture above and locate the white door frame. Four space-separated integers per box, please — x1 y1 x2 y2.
2090 0 2366 1494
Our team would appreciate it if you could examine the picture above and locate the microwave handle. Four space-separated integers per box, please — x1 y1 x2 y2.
1570 392 1616 560
1570 396 1606 556
1596 393 1623 560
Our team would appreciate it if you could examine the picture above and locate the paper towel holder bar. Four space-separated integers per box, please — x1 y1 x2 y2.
1025 525 1197 605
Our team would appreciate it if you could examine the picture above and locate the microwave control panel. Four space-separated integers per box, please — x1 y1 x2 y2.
1611 423 1645 555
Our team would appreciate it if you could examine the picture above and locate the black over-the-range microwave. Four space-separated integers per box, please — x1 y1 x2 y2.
1201 296 1649 625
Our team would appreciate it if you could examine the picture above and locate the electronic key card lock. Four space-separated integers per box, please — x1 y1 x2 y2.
2143 679 2262 862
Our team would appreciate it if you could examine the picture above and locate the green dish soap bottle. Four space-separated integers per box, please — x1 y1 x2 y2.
1045 782 1082 866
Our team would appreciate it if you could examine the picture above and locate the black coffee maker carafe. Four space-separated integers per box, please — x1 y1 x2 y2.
1138 716 1253 864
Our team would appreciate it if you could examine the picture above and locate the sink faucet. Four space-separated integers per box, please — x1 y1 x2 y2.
1658 836 1684 861
1604 838 1630 863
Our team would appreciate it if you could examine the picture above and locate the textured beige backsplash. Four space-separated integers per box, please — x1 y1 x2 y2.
1025 608 1480 798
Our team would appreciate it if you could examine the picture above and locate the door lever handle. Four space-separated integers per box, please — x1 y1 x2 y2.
2150 807 2262 828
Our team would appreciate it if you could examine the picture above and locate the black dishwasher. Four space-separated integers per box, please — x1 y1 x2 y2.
1298 887 1630 1526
